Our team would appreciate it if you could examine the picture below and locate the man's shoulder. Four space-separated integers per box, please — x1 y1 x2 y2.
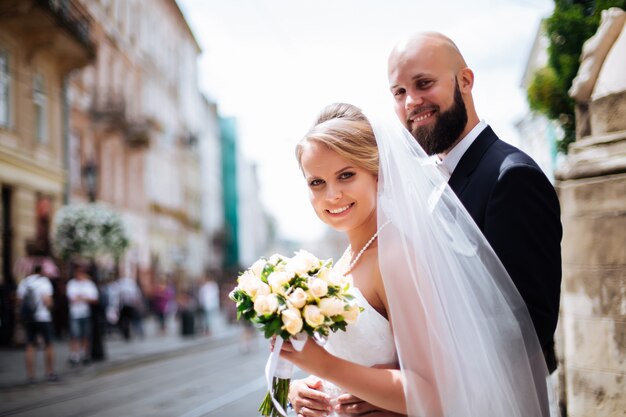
480 136 543 175
32 275 53 293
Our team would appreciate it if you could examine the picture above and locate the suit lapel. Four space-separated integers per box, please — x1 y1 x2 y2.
448 126 498 196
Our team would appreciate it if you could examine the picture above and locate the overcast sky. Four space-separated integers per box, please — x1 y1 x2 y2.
177 0 554 242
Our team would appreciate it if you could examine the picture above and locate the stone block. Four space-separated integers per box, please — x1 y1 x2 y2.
565 366 626 417
562 268 626 318
558 174 626 218
591 91 626 135
561 315 626 370
556 130 626 180
562 215 626 266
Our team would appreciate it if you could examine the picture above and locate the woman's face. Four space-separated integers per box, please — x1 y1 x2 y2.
300 140 377 233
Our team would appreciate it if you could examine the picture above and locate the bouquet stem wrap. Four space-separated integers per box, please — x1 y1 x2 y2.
261 334 307 417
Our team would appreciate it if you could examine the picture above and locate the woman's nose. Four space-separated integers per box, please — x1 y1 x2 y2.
325 184 342 201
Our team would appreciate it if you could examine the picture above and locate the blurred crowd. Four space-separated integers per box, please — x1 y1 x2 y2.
13 261 229 382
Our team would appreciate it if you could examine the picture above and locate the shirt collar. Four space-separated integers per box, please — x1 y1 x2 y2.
440 120 488 174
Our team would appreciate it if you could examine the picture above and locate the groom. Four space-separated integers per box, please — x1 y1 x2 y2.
290 32 562 417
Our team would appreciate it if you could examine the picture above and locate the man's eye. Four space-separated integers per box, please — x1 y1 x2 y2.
339 172 354 180
309 179 323 187
417 80 433 89
393 88 405 97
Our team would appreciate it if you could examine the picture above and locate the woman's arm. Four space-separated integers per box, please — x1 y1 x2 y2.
281 340 408 414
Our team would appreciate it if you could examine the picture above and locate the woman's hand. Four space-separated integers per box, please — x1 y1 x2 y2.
289 376 332 417
280 337 333 378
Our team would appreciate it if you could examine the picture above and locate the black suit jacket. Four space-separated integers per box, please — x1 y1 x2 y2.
448 126 562 372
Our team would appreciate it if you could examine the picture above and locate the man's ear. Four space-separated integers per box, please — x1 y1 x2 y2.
458 68 474 93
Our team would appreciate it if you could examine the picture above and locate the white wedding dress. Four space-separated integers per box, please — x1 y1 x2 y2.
325 287 397 367
318 286 397 416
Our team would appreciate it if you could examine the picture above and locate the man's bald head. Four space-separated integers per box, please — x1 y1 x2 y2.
389 31 467 76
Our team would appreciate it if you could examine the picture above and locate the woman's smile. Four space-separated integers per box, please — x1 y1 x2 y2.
326 202 355 216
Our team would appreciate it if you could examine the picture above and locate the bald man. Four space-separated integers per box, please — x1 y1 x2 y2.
290 33 562 417
387 31 561 374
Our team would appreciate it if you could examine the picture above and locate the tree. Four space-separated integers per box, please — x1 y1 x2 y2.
53 203 130 261
527 0 625 153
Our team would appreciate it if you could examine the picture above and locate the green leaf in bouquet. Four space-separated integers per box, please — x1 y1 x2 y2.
261 261 275 283
263 316 283 338
343 294 355 301
327 286 339 296
330 320 347 332
315 326 330 338
276 294 288 307
291 275 309 289
236 294 253 311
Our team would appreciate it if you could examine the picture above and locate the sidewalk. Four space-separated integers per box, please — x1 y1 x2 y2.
0 314 241 389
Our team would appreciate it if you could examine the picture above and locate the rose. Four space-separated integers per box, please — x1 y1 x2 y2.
238 271 270 299
319 268 351 288
269 253 286 265
268 271 292 293
254 294 279 316
293 250 321 271
319 297 346 317
286 250 321 276
250 259 266 277
316 266 331 282
303 305 325 328
307 278 328 299
288 288 308 309
281 308 303 335
343 304 360 324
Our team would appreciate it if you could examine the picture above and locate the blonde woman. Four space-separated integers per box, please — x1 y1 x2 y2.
281 103 551 417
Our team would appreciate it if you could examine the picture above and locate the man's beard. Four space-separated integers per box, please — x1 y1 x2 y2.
409 81 468 155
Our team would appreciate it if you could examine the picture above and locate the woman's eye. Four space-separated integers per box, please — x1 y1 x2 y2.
339 172 354 180
309 179 323 187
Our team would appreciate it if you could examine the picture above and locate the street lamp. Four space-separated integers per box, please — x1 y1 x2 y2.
80 158 105 360
81 158 98 202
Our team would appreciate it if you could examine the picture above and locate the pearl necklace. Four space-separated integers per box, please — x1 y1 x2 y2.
340 220 391 275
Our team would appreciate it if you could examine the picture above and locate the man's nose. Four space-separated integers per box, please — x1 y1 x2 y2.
406 90 424 111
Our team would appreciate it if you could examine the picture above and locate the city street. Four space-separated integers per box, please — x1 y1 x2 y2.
0 332 276 417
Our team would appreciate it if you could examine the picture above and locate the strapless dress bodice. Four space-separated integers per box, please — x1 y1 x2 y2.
324 287 397 367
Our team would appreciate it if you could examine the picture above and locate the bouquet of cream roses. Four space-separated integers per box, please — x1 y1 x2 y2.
229 250 361 417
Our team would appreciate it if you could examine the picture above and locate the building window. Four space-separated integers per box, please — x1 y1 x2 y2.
0 50 10 127
33 73 47 143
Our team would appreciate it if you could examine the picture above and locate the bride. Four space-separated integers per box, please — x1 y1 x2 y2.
280 103 550 416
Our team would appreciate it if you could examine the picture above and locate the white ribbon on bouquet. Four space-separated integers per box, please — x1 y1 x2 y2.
264 333 308 417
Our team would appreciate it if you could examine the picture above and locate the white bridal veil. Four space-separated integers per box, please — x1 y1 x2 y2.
366 109 550 417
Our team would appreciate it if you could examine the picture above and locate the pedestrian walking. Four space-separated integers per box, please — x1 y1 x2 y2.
16 264 58 384
198 275 220 335
66 263 98 365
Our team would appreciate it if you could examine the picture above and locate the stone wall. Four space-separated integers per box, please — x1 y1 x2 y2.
556 8 626 417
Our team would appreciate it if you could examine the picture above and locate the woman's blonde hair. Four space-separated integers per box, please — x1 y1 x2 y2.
296 103 379 176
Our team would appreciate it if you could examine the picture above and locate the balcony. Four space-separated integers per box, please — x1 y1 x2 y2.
90 92 127 128
0 0 95 70
125 117 160 148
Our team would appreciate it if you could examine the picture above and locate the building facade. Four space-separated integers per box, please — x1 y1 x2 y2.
67 0 216 289
0 0 94 344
